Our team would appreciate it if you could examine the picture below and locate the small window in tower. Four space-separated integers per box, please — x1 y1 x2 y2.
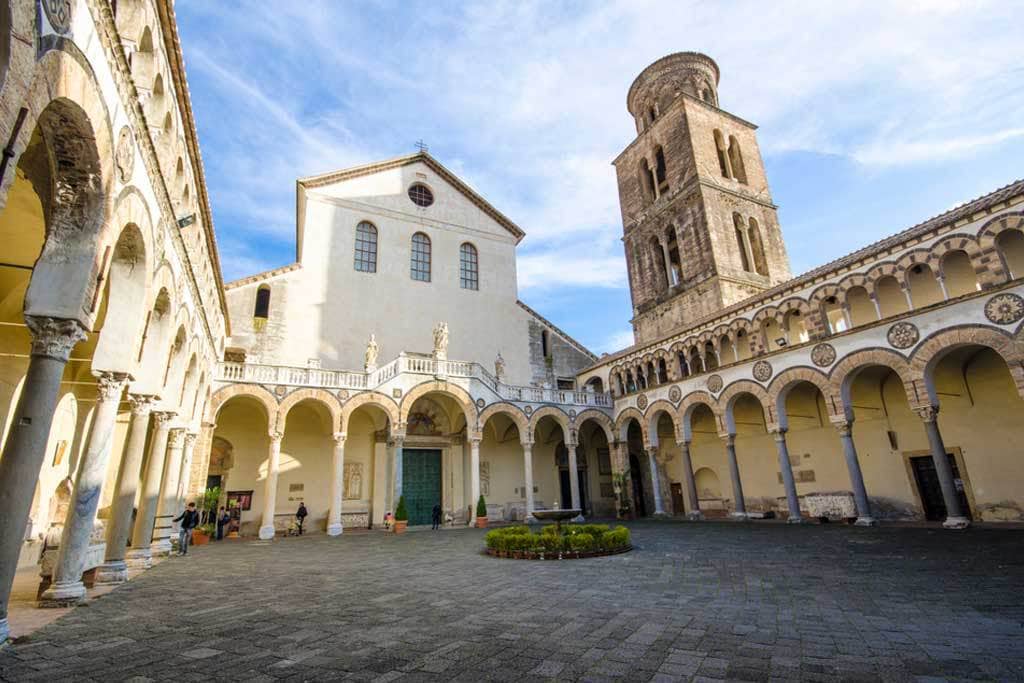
655 147 668 193
541 329 550 358
748 218 768 276
728 136 748 184
734 214 751 272
714 130 731 179
408 183 434 207
254 285 271 319
648 107 656 124
638 159 656 203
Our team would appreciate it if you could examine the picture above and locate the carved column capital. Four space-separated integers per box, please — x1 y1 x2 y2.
520 439 534 449
721 433 736 447
184 433 198 449
333 431 347 445
770 428 787 443
94 371 130 402
832 420 853 437
167 428 187 448
152 410 176 427
269 430 283 443
25 315 88 362
913 405 940 423
127 393 156 416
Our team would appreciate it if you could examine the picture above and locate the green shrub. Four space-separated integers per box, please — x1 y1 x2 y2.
567 523 609 537
476 495 487 518
540 524 559 536
394 495 408 522
540 534 565 553
600 526 630 549
568 533 594 551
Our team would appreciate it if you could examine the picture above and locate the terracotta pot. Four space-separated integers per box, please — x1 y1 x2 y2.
191 531 210 546
475 516 488 528
393 520 408 534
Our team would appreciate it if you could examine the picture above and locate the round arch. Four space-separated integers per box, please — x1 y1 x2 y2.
528 405 573 444
478 402 529 442
278 388 343 433
910 325 1024 404
400 380 477 434
677 391 718 441
830 348 919 418
613 406 646 444
207 384 279 428
718 380 772 433
644 400 678 448
573 409 614 444
767 366 840 430
340 391 400 434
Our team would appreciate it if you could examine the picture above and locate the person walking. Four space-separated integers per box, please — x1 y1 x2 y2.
296 502 308 535
173 502 200 555
431 503 442 531
216 506 230 541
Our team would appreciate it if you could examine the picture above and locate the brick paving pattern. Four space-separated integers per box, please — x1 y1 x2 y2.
2 521 1023 681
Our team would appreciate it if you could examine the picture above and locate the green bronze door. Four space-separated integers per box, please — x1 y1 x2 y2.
402 449 442 526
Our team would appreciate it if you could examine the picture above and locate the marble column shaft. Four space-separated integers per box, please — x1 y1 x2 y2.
127 411 175 566
393 436 405 505
678 440 702 519
724 434 747 517
917 407 970 529
567 438 583 520
258 432 282 540
470 438 481 522
772 430 803 523
97 394 155 584
328 433 345 536
834 420 876 526
0 317 87 642
521 440 536 522
646 448 666 516
41 371 129 604
151 428 187 553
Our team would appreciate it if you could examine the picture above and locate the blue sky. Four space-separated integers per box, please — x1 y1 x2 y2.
176 1 1024 355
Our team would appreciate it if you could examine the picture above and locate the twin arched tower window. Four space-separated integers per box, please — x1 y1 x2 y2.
733 213 768 276
714 130 747 185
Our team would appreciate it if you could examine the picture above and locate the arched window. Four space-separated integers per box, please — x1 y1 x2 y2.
728 136 748 184
733 214 751 272
410 232 431 282
541 330 550 358
654 146 668 194
638 159 655 203
254 285 271 319
459 242 479 290
713 130 731 179
354 221 377 273
747 218 768 276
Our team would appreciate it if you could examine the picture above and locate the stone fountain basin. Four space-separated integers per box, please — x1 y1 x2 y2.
532 509 581 523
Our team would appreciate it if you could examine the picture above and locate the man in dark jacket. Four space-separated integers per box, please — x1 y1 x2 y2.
173 502 200 555
216 506 230 541
296 502 308 535
431 503 442 530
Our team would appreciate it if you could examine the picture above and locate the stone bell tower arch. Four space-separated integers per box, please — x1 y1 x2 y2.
614 52 792 344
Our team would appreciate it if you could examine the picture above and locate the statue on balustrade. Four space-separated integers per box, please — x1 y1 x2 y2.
364 334 379 371
433 322 449 360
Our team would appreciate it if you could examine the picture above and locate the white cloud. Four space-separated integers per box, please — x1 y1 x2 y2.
597 328 636 355
853 127 1024 167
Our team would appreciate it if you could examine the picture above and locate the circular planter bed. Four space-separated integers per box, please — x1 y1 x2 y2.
483 523 632 560
485 544 633 560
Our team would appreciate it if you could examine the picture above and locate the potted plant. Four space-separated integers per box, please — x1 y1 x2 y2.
394 495 408 533
192 523 214 546
475 494 488 528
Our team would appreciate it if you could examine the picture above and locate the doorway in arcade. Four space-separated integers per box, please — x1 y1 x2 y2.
402 449 442 525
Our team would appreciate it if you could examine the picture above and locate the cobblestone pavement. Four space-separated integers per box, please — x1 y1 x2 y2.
2 521 1023 682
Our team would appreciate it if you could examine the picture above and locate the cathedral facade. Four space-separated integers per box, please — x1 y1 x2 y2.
0 0 1022 646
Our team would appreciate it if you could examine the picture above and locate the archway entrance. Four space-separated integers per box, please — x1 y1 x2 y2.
629 453 647 517
402 448 442 526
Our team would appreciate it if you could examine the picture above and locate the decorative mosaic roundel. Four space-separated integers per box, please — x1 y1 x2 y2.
115 126 134 183
707 374 724 393
336 389 349 400
43 0 73 34
476 398 486 408
668 385 682 403
568 409 577 419
887 322 920 349
753 360 773 382
811 343 837 368
984 293 1024 325
524 405 533 416
274 385 287 397
636 394 648 410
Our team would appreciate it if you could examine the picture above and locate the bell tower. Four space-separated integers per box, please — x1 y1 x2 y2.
614 52 791 344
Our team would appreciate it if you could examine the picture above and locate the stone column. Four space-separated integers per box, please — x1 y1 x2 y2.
567 438 584 521
521 439 536 523
96 394 155 584
258 431 283 540
0 317 87 639
151 428 186 555
40 371 129 606
832 420 876 526
678 440 702 520
869 295 883 320
328 432 345 536
901 285 914 309
646 447 666 516
469 437 482 524
723 434 747 519
393 435 404 504
915 407 970 529
174 433 197 512
127 411 175 568
936 276 950 301
659 238 673 288
771 429 804 524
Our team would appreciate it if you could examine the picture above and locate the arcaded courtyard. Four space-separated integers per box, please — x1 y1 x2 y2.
1 522 1023 682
